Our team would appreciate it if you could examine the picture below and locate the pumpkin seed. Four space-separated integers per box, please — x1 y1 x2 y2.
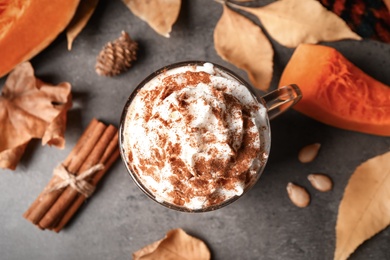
308 173 333 192
298 143 321 163
286 182 310 208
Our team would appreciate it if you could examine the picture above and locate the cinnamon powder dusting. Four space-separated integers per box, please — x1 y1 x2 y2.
127 69 264 209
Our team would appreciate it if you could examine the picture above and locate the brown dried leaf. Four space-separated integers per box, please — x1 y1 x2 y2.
236 0 361 48
0 62 72 170
335 151 390 260
41 95 72 148
122 0 181 38
0 142 28 170
66 0 99 50
133 228 210 260
214 5 273 91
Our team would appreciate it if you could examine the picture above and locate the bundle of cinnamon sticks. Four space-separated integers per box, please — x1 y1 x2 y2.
23 118 120 232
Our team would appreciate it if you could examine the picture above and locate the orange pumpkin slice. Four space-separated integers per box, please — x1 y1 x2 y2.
0 0 80 77
279 44 390 136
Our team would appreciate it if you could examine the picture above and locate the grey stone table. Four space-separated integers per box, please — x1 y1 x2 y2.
1 1 390 259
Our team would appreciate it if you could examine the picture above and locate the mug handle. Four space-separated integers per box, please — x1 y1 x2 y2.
261 84 302 120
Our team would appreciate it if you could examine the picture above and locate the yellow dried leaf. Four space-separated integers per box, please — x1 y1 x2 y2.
133 239 164 260
214 5 273 91
335 151 390 260
66 0 99 50
0 62 72 170
133 228 210 260
133 239 163 259
236 0 361 48
122 0 181 38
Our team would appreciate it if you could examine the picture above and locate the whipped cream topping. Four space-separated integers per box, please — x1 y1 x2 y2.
123 63 268 210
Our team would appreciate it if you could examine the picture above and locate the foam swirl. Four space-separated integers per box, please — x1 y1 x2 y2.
123 63 267 209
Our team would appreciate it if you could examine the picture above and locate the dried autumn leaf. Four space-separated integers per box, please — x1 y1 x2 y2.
335 151 390 260
0 62 72 170
214 5 273 91
0 142 28 170
66 0 99 50
133 228 210 260
133 239 163 259
41 99 72 148
235 0 361 48
122 0 181 38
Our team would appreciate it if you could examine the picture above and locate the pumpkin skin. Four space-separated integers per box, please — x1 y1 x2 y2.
279 44 390 136
0 0 80 77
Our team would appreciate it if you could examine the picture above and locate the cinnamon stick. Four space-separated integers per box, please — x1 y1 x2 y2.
50 134 119 231
23 119 106 225
38 125 117 229
63 118 100 166
53 148 120 232
22 118 100 221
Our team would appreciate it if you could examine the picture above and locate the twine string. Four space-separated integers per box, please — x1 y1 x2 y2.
47 163 105 197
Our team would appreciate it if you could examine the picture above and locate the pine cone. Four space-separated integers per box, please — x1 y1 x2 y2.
95 31 138 77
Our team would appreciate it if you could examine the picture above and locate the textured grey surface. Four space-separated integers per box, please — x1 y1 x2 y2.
1 1 390 259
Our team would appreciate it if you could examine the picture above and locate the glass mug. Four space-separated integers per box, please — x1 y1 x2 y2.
119 61 302 212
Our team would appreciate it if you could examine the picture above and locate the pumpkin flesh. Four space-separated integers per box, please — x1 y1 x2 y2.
0 0 80 77
279 44 390 136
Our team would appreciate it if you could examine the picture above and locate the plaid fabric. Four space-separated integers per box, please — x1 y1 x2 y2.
319 0 390 42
